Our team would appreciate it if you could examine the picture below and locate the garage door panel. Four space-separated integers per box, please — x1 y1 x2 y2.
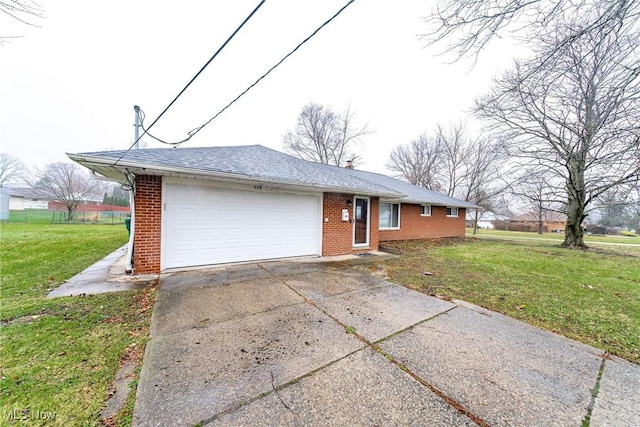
163 184 321 269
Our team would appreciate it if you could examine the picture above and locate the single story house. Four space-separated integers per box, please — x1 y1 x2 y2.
4 187 51 210
466 211 510 229
68 145 478 274
494 212 568 233
0 188 10 220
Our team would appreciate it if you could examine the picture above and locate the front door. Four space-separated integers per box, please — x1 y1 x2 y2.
353 197 369 246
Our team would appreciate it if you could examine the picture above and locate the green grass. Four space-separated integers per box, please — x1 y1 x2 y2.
8 209 128 225
467 227 640 245
0 224 154 426
383 237 640 364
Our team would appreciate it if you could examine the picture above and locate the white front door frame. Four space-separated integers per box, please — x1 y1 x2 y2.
352 196 370 247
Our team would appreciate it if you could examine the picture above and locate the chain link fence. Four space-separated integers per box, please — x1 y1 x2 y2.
8 209 129 225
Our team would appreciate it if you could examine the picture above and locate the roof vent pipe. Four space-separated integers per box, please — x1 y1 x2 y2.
345 159 354 169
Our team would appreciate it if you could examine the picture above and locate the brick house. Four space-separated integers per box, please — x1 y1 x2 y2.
68 145 478 274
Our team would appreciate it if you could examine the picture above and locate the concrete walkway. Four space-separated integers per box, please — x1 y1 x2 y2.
133 261 640 426
47 245 157 298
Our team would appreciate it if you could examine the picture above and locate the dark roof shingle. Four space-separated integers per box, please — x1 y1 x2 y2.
69 145 478 208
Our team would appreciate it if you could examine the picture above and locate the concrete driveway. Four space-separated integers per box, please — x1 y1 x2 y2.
133 260 639 426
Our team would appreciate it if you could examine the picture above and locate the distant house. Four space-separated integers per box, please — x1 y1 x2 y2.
494 211 567 233
0 188 10 220
4 188 51 210
68 145 479 274
466 211 510 229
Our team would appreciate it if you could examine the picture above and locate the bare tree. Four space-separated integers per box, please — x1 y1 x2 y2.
387 133 443 188
1 0 45 43
422 0 639 64
0 153 29 187
475 9 640 248
436 123 474 197
34 162 103 221
387 122 507 232
459 136 508 234
509 170 564 234
595 187 640 231
283 103 370 166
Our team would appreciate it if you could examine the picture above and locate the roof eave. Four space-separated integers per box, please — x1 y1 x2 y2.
381 197 481 209
67 153 403 199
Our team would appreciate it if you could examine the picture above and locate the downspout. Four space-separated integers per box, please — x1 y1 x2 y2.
125 179 135 274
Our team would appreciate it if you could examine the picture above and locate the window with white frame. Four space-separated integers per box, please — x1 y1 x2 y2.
446 207 459 217
379 203 400 229
420 204 432 216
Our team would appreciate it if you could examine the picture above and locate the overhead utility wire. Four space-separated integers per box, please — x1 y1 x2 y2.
141 0 357 148
112 0 267 166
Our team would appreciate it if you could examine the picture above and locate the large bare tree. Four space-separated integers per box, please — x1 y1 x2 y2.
34 162 103 221
0 153 29 187
459 136 508 234
422 0 639 64
387 133 443 188
387 122 507 233
474 7 640 248
283 103 370 166
1 0 45 43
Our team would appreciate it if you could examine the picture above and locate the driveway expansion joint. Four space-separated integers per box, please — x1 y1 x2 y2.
582 353 607 426
257 263 488 427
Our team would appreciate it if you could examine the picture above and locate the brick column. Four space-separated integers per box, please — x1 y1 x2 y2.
134 175 162 274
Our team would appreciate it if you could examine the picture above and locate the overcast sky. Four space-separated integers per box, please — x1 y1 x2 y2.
1 1 519 175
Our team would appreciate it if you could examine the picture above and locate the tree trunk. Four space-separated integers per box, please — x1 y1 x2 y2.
472 210 479 235
67 204 76 222
537 209 543 235
562 166 587 248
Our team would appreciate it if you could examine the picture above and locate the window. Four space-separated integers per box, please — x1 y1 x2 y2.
420 205 432 216
446 207 459 217
379 203 400 229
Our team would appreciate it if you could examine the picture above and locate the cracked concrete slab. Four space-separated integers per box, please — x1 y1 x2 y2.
590 355 640 426
160 263 270 292
283 268 387 300
210 347 475 427
133 262 637 427
379 303 603 426
152 276 304 336
258 260 328 277
314 283 456 343
134 303 364 426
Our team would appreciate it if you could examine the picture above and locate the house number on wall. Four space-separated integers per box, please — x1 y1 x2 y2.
253 185 281 192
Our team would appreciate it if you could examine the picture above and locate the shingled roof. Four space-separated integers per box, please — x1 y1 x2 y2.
68 145 478 208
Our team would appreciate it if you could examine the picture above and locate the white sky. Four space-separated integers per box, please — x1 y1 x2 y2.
1 1 518 175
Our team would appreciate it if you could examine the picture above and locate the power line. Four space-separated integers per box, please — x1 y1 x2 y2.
136 0 357 149
174 0 357 147
113 0 266 166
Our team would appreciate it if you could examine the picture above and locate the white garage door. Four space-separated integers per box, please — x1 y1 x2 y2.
162 183 321 270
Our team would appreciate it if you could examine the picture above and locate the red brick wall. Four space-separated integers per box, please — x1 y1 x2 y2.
134 175 162 274
322 193 379 256
378 204 466 241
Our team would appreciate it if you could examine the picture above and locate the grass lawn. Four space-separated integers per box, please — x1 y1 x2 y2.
383 237 640 364
0 223 154 426
467 227 640 246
